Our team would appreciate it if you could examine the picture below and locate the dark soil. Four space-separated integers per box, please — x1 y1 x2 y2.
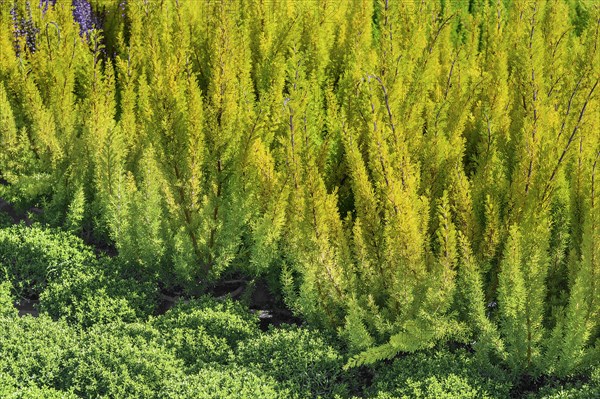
14 298 39 317
0 198 41 226
156 277 302 329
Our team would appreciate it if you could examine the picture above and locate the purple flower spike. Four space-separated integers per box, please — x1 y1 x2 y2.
10 6 21 56
72 0 94 36
10 1 40 56
119 0 127 17
39 0 57 14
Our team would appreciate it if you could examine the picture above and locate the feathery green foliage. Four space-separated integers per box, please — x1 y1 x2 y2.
0 0 598 384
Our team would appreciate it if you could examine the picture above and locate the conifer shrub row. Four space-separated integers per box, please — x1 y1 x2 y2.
0 0 598 382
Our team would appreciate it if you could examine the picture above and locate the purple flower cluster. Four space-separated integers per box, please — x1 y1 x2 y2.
72 0 95 36
119 0 127 17
10 1 40 56
39 0 57 14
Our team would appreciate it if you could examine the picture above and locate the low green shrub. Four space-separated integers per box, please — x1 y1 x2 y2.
154 297 260 346
531 386 600 399
366 348 511 399
39 270 136 327
0 280 16 317
152 297 259 370
529 367 600 399
39 257 157 327
0 225 158 327
156 323 233 371
0 376 80 399
163 365 285 399
0 225 96 297
0 315 78 389
235 325 346 398
0 373 18 395
61 322 183 399
368 376 490 399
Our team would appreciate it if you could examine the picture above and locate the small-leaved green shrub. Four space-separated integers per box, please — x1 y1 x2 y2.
0 225 95 297
40 269 136 327
0 280 16 317
163 365 284 399
39 257 157 327
366 349 511 399
236 325 346 398
155 323 233 371
0 376 80 399
154 297 260 346
152 297 259 370
61 322 183 399
0 315 78 389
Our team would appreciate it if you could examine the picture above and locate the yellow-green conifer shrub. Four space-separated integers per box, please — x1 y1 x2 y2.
0 0 598 380
497 225 529 373
275 45 352 328
0 83 37 198
455 231 504 364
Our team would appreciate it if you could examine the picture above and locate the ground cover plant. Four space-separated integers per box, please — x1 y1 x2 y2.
0 0 599 397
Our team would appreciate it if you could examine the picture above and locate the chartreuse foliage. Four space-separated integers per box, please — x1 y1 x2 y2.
0 0 599 392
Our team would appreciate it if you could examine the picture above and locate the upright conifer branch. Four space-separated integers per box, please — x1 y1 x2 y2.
543 78 599 203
